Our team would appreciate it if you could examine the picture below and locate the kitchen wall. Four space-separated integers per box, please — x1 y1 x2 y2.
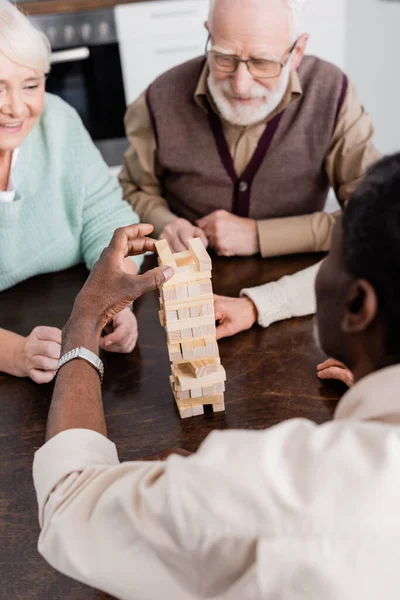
346 0 400 154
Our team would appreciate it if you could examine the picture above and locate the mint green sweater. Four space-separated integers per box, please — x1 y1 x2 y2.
0 93 142 292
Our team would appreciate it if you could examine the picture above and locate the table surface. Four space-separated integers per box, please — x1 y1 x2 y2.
0 253 344 599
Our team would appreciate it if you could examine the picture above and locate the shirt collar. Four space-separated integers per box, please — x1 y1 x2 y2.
335 364 400 425
194 60 303 119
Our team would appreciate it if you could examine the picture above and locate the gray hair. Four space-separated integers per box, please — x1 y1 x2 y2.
0 0 51 73
208 0 306 38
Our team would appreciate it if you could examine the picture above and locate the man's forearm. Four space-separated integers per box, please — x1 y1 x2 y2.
46 312 106 442
0 328 25 377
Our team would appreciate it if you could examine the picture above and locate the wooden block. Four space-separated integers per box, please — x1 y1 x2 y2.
202 382 225 396
192 393 224 407
212 401 225 413
187 360 207 378
178 307 190 319
187 359 221 378
191 404 205 416
180 328 192 340
168 343 182 361
172 250 192 261
189 238 212 272
187 282 201 297
201 303 214 316
176 389 191 401
166 310 178 322
190 388 202 398
167 330 181 343
191 324 215 339
155 239 177 270
173 364 226 392
199 280 212 295
205 338 219 357
167 314 214 333
162 287 176 302
193 340 207 358
162 294 214 310
159 309 166 327
181 341 194 360
175 284 188 300
177 403 193 419
176 264 197 275
163 270 212 287
189 305 202 318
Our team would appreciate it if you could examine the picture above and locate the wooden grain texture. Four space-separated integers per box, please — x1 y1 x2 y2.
0 252 345 599
19 0 139 16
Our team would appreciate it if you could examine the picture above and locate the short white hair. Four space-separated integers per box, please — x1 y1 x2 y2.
208 0 306 38
0 0 51 73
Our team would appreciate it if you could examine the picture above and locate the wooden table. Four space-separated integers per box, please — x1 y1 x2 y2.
0 254 343 599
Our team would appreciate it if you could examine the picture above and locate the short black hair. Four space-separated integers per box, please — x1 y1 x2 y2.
343 153 400 354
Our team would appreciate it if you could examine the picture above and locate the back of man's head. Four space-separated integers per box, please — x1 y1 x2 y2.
343 153 400 356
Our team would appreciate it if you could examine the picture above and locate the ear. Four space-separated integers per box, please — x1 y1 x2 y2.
341 279 378 334
289 33 309 72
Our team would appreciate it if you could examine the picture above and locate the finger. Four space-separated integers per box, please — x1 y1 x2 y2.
213 303 225 322
128 266 175 299
34 326 62 344
31 355 59 371
101 320 127 348
195 215 210 229
317 366 353 386
174 230 191 252
193 227 209 248
317 358 346 371
101 325 137 353
216 321 236 340
29 368 56 384
35 340 62 360
105 331 137 354
109 225 155 256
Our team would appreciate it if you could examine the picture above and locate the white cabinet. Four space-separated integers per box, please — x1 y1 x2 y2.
115 0 209 104
116 0 348 106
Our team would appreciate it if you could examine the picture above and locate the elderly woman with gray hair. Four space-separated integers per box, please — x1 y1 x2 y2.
0 0 146 383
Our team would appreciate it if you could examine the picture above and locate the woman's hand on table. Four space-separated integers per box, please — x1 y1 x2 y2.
13 326 62 384
100 306 138 354
214 294 258 339
317 358 354 387
159 217 209 252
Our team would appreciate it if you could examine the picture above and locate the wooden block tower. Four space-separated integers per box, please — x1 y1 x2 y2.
155 238 226 418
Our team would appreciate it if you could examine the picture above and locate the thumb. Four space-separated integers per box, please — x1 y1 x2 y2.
128 266 175 299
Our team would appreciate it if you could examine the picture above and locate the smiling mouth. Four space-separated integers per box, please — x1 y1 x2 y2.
0 121 23 129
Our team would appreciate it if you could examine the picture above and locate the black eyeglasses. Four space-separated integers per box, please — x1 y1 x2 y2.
205 35 298 79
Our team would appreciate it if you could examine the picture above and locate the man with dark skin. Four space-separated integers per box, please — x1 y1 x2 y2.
33 158 400 599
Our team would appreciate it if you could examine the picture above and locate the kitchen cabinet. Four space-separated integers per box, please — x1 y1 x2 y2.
115 0 209 103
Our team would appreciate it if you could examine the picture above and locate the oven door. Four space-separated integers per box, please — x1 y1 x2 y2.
46 43 128 166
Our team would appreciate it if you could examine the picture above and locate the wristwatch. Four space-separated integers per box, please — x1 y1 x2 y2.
57 347 104 383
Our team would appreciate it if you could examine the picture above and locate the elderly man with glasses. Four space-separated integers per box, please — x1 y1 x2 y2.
120 0 381 337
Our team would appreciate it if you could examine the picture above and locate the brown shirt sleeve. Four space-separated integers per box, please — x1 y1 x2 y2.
119 91 177 238
257 81 382 258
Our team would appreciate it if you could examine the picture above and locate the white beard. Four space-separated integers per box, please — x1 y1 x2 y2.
207 62 291 127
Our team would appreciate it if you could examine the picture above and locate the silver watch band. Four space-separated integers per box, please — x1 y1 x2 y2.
57 347 104 383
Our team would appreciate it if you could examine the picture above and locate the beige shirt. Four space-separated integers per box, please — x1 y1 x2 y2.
34 364 400 600
120 62 381 257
